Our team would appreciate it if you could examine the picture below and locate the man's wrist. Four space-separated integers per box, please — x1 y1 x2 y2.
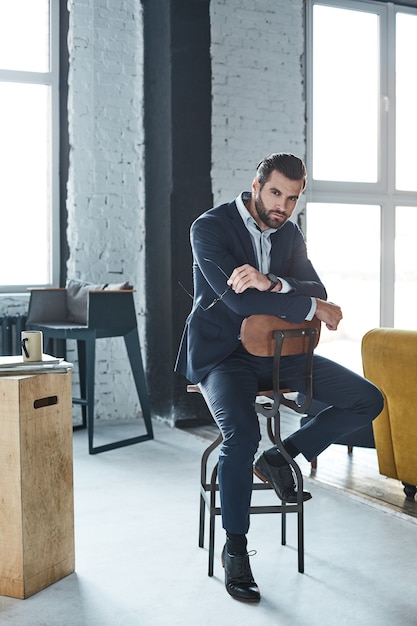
269 280 282 292
266 272 281 292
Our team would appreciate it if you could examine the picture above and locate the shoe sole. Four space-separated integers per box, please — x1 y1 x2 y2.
253 466 312 502
225 589 261 603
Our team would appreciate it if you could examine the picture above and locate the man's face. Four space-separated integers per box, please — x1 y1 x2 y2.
251 169 304 230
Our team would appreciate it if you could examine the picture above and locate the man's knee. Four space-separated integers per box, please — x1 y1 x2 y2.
221 426 261 459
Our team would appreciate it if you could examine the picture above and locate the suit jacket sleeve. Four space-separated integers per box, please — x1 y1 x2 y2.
190 205 326 323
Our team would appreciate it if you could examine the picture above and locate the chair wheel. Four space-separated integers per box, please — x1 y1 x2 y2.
402 482 417 500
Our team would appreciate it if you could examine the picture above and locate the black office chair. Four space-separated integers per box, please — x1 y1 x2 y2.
26 280 153 454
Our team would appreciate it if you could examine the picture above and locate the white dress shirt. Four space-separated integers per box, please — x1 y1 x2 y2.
235 192 316 320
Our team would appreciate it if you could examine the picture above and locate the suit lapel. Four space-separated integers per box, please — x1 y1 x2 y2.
226 200 257 266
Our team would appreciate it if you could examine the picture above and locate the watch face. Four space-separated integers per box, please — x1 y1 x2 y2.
268 273 279 282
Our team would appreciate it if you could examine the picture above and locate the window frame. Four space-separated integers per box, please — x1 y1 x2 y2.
0 0 60 293
305 0 417 327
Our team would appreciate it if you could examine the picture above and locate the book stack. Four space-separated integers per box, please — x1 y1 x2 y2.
0 354 73 376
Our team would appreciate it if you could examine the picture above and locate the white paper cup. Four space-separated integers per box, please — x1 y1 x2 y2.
21 330 43 362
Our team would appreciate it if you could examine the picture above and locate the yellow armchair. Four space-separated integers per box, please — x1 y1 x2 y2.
361 328 417 500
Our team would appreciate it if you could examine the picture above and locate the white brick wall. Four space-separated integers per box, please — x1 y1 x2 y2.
67 0 145 420
210 0 306 207
1 0 306 422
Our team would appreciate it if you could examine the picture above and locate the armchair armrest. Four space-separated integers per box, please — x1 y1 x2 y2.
27 289 68 324
88 290 137 330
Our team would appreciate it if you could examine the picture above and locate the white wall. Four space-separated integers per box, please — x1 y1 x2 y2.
210 0 306 204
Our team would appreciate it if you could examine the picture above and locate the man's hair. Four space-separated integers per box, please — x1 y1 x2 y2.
256 153 307 191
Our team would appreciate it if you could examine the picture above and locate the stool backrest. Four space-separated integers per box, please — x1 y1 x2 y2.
240 315 321 357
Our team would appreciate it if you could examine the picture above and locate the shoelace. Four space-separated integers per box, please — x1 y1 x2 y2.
229 550 257 582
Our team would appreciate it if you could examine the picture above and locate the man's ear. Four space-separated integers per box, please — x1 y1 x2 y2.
251 177 259 194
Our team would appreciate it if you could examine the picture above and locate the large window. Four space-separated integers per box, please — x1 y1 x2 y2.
306 0 417 372
0 0 59 291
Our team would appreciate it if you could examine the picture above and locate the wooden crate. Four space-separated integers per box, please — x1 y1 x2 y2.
0 372 75 599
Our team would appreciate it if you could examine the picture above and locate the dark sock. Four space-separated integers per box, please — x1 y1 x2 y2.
264 439 300 467
226 532 247 555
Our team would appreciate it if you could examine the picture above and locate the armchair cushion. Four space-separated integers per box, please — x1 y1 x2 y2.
66 280 132 324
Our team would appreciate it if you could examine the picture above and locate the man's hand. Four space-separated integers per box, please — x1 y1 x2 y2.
227 264 280 293
315 298 343 331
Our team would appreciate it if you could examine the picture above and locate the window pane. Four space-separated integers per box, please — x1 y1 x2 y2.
0 83 51 285
396 14 417 191
0 0 49 72
306 203 380 373
395 207 417 329
312 5 379 182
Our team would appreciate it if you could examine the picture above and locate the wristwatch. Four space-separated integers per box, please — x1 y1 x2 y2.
266 272 279 292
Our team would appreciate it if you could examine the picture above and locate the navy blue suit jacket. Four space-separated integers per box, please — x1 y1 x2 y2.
175 198 327 384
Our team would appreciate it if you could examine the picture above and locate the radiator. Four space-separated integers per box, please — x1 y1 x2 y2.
0 314 27 356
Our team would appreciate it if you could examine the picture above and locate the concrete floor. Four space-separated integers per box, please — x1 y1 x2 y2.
1 418 416 626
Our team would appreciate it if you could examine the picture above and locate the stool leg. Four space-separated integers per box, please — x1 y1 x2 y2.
83 337 96 455
208 508 216 577
124 328 153 439
77 340 87 429
281 505 286 545
273 403 305 573
199 492 206 548
199 435 222 551
88 329 153 454
297 503 305 573
208 464 218 577
291 460 305 574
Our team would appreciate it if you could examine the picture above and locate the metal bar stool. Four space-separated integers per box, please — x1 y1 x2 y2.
188 315 320 576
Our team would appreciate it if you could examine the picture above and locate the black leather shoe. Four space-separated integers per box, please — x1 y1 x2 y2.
221 545 260 603
254 452 312 503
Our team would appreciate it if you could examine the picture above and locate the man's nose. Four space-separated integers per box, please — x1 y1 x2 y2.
275 198 287 211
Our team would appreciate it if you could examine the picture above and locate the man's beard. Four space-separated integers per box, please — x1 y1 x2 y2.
254 194 288 229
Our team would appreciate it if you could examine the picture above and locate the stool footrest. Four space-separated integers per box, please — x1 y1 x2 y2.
72 397 88 406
